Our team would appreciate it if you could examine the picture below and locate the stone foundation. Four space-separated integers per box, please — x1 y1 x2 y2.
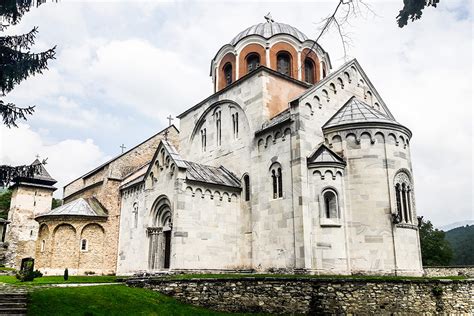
424 266 474 278
127 277 473 314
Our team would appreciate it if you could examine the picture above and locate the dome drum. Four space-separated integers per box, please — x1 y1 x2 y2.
211 19 331 92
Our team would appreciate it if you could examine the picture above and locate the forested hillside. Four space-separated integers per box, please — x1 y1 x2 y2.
445 225 474 265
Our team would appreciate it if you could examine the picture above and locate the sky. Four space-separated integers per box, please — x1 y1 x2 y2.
0 0 472 227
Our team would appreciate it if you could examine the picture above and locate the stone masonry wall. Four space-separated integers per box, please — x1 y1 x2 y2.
128 277 473 315
424 266 474 278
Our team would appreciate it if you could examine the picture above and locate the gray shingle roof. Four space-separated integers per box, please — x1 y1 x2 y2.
256 109 291 135
230 21 308 46
36 197 107 219
184 161 241 189
30 159 56 183
323 97 398 129
308 144 345 166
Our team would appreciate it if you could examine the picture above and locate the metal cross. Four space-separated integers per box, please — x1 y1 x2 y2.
166 115 174 126
120 144 126 153
264 12 274 23
35 154 40 160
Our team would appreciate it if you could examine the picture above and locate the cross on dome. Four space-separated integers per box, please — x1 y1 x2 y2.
264 12 274 23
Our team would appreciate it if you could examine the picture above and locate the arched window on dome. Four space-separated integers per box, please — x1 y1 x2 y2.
322 189 339 219
277 52 291 76
304 58 315 84
246 53 260 73
223 63 233 86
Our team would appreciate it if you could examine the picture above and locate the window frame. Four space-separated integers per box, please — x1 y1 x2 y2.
304 58 315 84
276 51 292 76
270 163 283 199
80 239 88 252
223 63 233 86
246 53 260 73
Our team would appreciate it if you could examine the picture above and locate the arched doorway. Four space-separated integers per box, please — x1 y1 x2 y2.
147 196 172 270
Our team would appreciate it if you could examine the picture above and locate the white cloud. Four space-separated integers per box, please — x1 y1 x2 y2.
0 124 110 197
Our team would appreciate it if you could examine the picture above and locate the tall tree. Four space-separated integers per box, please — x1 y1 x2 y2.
0 0 56 187
419 218 453 266
1 0 56 127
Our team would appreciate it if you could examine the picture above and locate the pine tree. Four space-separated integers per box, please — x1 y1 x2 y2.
1 0 56 128
0 0 56 187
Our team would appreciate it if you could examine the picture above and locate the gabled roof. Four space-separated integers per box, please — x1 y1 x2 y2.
184 161 241 189
143 140 241 190
292 58 395 120
307 144 346 168
36 197 107 220
323 97 398 129
65 124 179 187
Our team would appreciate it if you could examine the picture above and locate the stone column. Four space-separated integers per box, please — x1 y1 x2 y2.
297 50 302 81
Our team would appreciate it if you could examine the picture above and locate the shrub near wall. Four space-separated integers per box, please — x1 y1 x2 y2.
127 277 474 315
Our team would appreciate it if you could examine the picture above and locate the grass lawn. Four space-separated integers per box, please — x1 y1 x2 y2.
0 275 119 285
28 285 261 316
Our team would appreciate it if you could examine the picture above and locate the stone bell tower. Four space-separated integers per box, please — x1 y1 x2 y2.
4 159 56 269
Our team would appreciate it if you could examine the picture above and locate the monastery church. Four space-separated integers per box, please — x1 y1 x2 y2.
4 18 423 276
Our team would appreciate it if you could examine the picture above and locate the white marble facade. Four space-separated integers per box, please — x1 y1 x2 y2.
116 20 423 276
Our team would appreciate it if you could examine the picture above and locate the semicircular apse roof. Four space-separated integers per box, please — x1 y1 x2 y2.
323 97 399 129
230 21 308 46
36 197 108 219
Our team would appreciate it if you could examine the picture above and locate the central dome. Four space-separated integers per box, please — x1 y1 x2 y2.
230 21 308 45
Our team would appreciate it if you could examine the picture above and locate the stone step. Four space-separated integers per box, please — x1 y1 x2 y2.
0 307 27 315
0 297 27 303
0 303 27 308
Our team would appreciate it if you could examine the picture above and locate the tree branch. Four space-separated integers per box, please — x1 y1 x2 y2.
0 100 35 127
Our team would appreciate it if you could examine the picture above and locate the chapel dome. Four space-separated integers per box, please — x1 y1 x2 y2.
230 21 308 46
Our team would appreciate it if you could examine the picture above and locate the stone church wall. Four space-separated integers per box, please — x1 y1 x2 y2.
307 170 350 274
251 122 295 270
173 184 242 270
129 277 474 315
35 217 108 275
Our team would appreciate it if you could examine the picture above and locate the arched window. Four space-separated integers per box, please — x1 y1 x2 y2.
246 53 260 73
394 171 413 224
215 110 222 146
277 52 291 76
201 128 207 151
270 163 283 199
80 239 88 251
232 112 239 138
132 202 139 228
322 189 338 219
223 63 232 86
304 58 315 84
243 174 250 201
